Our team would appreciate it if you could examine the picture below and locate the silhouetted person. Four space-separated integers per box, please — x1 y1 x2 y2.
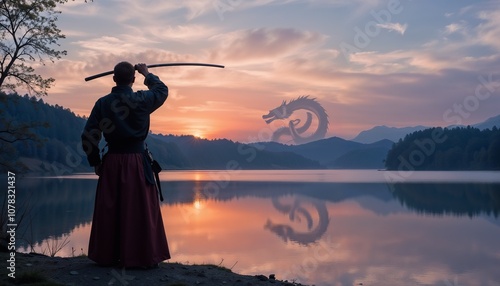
81 62 170 268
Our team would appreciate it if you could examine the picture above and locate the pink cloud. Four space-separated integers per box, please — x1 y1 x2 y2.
210 28 326 64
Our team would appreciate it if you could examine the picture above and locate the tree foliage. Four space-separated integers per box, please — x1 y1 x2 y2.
385 126 500 170
0 0 68 96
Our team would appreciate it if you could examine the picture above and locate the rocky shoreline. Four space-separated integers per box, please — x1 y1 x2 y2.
0 252 310 286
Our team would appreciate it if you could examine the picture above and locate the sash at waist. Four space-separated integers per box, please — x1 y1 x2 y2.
107 141 145 154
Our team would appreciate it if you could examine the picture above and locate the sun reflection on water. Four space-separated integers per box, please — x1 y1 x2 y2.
193 200 203 210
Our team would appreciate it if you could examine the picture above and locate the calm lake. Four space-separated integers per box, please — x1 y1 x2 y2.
14 170 500 286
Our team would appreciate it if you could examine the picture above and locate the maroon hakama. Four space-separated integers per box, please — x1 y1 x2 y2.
88 153 170 268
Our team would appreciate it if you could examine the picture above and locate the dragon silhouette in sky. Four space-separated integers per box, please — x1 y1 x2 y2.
262 96 329 144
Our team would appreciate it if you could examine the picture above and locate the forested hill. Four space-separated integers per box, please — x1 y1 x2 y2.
385 127 500 170
0 93 88 173
0 93 322 174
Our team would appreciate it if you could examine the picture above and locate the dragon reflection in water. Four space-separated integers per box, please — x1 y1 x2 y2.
262 96 329 144
265 196 330 245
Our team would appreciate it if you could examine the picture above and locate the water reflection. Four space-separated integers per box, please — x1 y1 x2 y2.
11 171 500 286
265 196 329 245
390 183 500 217
16 178 96 248
15 177 500 249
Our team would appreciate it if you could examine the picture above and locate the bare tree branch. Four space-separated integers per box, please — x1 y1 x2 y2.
0 0 68 96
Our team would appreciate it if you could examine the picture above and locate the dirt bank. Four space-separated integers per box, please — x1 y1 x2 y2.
0 252 309 286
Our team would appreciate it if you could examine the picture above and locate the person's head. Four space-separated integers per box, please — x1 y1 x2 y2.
113 61 135 86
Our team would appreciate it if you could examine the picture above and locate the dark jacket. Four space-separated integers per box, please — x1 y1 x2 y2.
81 73 168 166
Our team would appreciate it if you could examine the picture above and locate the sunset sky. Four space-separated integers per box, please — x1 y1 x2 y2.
34 0 500 142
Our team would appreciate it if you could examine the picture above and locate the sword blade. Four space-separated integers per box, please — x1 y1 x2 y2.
84 62 225 82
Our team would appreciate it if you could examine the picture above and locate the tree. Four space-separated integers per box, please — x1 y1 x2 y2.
0 0 68 96
0 0 75 171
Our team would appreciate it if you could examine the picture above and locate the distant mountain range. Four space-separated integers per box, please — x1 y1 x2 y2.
147 134 323 170
152 110 499 169
352 126 428 144
141 134 394 170
248 137 394 169
351 114 500 144
3 93 499 173
473 114 500 130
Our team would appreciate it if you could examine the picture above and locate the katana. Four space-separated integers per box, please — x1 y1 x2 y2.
84 62 225 82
